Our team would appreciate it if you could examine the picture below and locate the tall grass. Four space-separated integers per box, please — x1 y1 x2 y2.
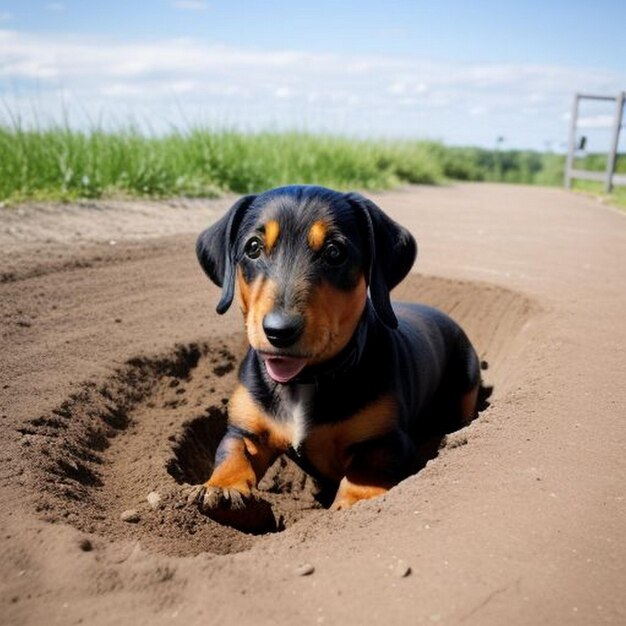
0 126 443 202
0 121 624 203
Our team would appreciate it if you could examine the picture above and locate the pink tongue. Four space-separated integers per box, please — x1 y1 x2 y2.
264 356 308 383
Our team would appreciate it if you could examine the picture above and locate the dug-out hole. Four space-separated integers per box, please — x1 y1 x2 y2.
166 407 227 486
17 274 538 556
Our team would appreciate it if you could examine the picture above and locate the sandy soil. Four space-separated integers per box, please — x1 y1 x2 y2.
1 183 625 625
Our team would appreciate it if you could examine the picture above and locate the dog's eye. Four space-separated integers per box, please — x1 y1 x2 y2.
322 241 347 266
244 236 263 260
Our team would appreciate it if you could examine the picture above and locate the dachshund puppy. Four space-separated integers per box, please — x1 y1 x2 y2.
192 185 480 527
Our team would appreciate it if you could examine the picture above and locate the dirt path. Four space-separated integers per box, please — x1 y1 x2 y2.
1 184 625 625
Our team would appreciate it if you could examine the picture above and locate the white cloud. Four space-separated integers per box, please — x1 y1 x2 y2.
469 106 487 117
0 28 624 149
274 87 293 99
578 114 614 129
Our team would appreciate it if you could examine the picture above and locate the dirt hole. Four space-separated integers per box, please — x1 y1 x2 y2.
18 274 538 556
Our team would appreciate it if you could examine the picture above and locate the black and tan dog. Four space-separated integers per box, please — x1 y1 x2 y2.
191 185 480 526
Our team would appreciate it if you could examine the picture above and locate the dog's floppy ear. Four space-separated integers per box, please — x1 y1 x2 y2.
196 194 257 314
345 192 417 328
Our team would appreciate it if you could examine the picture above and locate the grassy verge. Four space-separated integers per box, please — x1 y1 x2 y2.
571 180 626 210
568 153 626 210
0 123 624 205
0 127 443 202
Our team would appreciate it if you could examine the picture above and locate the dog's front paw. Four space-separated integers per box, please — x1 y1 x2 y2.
187 484 247 512
185 484 279 533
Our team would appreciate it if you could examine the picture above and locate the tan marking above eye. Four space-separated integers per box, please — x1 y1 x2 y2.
264 220 280 253
308 220 328 251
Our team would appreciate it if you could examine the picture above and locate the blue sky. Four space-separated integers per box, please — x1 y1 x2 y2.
1 0 625 149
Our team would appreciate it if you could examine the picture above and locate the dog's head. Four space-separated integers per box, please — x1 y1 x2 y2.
196 185 416 383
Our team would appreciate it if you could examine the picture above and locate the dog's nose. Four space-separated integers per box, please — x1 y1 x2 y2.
262 312 304 348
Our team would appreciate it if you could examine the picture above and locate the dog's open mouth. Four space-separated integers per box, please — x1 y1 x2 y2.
263 355 308 383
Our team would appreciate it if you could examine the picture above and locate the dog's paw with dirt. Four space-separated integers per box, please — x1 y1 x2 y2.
185 484 280 533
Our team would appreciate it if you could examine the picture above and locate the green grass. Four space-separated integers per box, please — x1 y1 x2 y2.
569 152 626 209
0 126 442 202
571 180 626 210
0 122 624 206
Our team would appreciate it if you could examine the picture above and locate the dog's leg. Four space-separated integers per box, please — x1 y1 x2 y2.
331 430 415 510
188 384 291 530
331 475 390 511
188 429 280 531
457 339 482 424
459 382 480 424
205 430 273 498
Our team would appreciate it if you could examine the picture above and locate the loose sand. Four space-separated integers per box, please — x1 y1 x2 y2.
1 184 624 625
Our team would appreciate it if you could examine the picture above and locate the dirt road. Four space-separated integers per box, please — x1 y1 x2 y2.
1 184 625 625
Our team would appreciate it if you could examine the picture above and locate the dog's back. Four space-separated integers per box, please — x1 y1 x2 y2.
392 302 481 437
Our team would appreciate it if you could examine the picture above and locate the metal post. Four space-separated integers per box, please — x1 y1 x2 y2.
605 91 625 194
564 93 580 189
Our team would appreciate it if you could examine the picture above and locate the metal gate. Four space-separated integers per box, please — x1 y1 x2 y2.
564 92 625 193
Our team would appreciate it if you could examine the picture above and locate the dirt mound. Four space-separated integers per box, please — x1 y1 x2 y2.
15 274 536 557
